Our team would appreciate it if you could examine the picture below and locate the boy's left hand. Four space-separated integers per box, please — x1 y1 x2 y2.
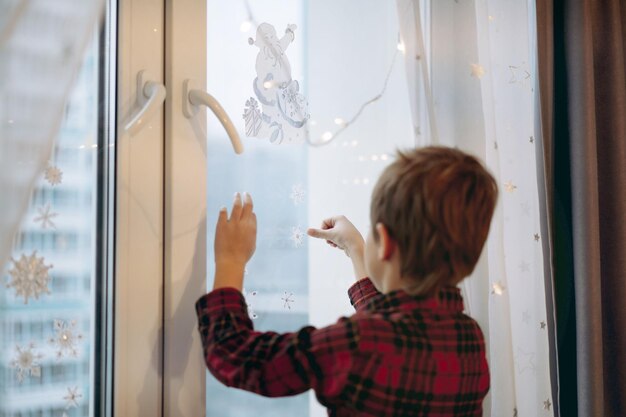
213 192 257 291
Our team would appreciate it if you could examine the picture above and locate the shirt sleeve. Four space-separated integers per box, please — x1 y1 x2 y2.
195 288 359 406
347 278 380 311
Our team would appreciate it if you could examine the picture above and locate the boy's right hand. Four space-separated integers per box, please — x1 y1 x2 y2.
307 216 364 258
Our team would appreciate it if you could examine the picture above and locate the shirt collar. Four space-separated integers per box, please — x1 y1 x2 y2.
367 286 465 314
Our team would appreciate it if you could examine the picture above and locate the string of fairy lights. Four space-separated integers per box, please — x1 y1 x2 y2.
239 0 406 147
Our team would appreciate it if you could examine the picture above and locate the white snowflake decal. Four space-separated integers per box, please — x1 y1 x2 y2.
6 251 53 304
44 165 63 186
49 319 84 360
290 226 304 248
242 289 259 319
281 291 294 310
63 386 83 409
289 184 305 206
33 204 58 229
10 343 43 383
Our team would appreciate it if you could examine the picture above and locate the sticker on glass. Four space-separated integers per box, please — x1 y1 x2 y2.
243 23 309 144
10 343 43 383
49 319 84 360
6 251 53 304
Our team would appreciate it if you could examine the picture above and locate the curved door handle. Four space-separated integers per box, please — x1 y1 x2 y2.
183 79 243 154
124 70 166 135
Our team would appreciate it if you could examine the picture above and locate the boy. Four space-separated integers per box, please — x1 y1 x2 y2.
196 146 497 416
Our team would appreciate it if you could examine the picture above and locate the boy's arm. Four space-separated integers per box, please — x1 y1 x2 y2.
195 288 359 405
307 216 381 310
347 278 380 311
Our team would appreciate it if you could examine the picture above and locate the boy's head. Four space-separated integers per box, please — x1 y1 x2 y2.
365 146 498 296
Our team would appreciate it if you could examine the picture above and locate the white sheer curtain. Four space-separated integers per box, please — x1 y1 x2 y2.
397 1 555 416
0 0 104 271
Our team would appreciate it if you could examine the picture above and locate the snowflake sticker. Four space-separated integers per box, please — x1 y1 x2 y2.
281 291 294 310
289 184 305 206
7 251 53 304
290 226 305 248
49 319 83 360
63 386 83 409
33 204 58 229
10 343 43 383
44 165 63 186
242 289 259 319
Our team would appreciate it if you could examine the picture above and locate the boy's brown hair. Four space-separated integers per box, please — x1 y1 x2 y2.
370 146 498 296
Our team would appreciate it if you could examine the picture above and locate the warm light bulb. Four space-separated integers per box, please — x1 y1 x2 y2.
371 155 379 161
492 282 505 295
397 41 406 54
351 140 358 147
380 154 389 161
321 131 333 141
334 117 345 126
263 81 274 89
240 20 252 32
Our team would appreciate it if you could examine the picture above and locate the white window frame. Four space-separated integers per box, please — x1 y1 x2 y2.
162 0 207 415
113 0 207 415
113 0 166 415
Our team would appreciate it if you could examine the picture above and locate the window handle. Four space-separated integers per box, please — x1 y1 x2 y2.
183 79 244 154
124 70 166 135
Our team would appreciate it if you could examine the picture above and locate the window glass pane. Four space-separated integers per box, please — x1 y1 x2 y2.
0 37 100 417
206 1 413 416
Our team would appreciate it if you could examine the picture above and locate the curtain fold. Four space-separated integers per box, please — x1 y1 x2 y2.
403 1 556 415
396 0 439 146
536 0 626 415
0 0 104 272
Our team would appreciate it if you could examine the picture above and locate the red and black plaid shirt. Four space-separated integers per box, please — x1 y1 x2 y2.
196 278 490 416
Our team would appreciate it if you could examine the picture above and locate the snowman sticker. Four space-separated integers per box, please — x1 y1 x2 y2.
243 22 309 144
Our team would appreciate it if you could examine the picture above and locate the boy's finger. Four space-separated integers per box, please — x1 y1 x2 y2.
217 207 228 224
242 192 254 218
321 218 336 230
307 228 330 239
230 192 243 221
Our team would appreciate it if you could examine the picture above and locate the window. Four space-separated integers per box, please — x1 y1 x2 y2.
198 1 415 416
0 34 102 417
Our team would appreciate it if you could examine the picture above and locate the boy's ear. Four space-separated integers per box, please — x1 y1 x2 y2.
375 223 396 261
